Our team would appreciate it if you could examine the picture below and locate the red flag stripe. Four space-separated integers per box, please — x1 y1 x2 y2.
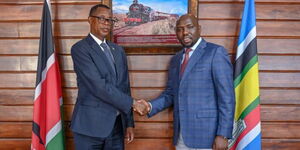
32 58 62 149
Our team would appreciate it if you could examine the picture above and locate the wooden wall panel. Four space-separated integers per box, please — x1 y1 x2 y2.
0 39 39 54
0 139 31 150
1 20 300 38
0 72 300 88
200 20 300 37
1 38 299 55
0 4 91 21
1 138 300 150
0 89 35 105
1 55 300 72
198 3 300 20
1 105 300 123
0 0 299 149
262 139 300 150
2 122 300 139
2 88 300 106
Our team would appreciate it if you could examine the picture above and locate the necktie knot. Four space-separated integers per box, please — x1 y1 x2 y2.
185 48 192 54
100 42 114 61
100 42 109 50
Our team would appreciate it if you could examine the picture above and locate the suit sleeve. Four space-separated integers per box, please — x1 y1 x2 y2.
121 48 134 128
148 58 175 117
71 43 133 114
212 46 235 138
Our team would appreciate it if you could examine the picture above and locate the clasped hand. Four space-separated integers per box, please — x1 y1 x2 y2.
132 99 150 116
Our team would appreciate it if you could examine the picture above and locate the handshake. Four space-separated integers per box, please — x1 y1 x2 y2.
132 99 151 116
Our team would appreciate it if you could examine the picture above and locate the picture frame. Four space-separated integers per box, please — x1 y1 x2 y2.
104 0 198 54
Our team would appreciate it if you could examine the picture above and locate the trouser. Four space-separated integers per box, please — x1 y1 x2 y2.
74 115 124 150
176 132 212 150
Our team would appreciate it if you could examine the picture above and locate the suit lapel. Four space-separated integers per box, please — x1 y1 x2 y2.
86 35 116 77
180 39 207 84
176 50 184 83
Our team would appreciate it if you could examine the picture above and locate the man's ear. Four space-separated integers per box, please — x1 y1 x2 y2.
88 16 93 25
198 25 202 36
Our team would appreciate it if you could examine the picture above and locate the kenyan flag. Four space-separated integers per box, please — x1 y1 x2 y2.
31 0 65 149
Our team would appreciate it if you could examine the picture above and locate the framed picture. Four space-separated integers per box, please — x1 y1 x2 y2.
112 0 191 47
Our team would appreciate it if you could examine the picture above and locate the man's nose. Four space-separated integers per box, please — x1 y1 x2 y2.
103 20 110 25
183 28 189 35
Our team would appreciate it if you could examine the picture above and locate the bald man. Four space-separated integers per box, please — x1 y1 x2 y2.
136 14 235 150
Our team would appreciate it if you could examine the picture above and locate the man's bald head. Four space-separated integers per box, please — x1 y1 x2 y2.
175 14 201 47
176 14 199 27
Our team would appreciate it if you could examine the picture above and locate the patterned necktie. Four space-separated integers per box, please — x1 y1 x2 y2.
100 42 119 115
180 48 192 77
100 42 116 75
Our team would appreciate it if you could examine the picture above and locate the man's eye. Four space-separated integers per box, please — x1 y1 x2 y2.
176 28 183 31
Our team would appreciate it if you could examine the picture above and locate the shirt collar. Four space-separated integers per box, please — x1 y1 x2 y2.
89 33 106 45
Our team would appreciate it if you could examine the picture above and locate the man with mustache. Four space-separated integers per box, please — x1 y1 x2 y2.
70 4 146 150
136 14 235 150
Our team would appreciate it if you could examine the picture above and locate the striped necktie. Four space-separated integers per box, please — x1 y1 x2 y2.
100 42 116 75
180 48 192 77
100 42 119 115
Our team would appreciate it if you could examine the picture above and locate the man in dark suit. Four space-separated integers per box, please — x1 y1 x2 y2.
70 4 144 150
136 14 235 150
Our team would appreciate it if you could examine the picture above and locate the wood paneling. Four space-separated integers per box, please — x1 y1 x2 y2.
0 4 91 21
200 20 300 37
262 139 300 150
1 20 300 38
0 73 35 88
262 122 300 138
0 89 35 105
257 39 300 54
0 39 39 55
0 122 174 138
198 3 300 20
125 139 174 150
1 55 300 71
0 139 31 150
1 38 299 55
0 0 299 149
1 105 300 122
2 88 300 106
260 89 300 104
0 23 18 37
260 73 300 88
1 138 300 150
0 72 300 88
1 122 300 139
1 2 299 21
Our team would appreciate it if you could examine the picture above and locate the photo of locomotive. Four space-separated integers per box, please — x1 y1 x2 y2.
124 0 178 25
112 0 187 45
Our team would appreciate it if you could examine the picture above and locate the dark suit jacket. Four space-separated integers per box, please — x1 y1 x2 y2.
70 34 134 138
148 39 235 148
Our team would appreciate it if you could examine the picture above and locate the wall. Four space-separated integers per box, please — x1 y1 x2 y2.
0 0 299 149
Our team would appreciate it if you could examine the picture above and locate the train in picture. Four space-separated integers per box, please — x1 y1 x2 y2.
124 0 178 25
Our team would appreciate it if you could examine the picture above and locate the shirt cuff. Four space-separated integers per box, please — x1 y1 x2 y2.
148 102 152 114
